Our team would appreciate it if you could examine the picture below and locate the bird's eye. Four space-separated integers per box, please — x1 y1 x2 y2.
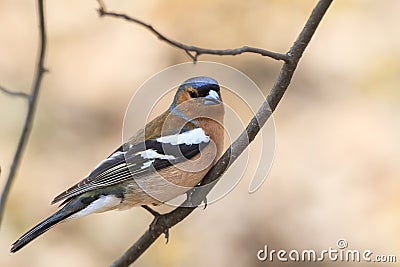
188 91 197 98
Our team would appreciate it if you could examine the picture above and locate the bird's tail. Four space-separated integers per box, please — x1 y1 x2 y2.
10 194 99 254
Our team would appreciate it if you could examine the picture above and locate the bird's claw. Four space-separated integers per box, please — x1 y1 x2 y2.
187 186 208 209
202 196 208 209
143 205 169 243
149 214 170 243
141 205 160 217
186 189 195 207
163 227 170 244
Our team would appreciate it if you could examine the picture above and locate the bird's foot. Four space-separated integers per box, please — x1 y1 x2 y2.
185 189 195 206
186 186 208 209
202 195 208 210
142 205 169 243
141 205 161 217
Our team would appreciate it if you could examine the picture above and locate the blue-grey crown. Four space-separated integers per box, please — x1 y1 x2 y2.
180 76 219 90
169 76 220 125
170 76 219 109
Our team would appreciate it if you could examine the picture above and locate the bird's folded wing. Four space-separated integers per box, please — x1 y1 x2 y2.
52 128 210 204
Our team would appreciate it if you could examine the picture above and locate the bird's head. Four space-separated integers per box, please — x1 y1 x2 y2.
169 76 224 127
170 76 222 110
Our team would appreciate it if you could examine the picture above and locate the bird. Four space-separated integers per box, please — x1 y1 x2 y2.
10 76 225 253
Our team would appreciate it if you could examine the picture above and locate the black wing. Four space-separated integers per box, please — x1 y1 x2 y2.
52 132 209 204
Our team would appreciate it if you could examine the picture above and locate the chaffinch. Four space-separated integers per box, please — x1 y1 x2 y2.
10 76 224 253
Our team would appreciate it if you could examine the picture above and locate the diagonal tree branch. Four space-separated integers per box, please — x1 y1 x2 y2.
96 0 289 62
0 0 48 228
109 0 333 266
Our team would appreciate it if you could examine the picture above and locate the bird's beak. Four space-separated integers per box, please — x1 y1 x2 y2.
203 90 221 105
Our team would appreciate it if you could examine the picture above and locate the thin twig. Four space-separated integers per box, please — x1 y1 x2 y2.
110 0 333 266
0 86 29 98
96 0 289 63
0 0 47 227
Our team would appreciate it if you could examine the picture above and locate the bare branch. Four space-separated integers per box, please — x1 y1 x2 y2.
0 0 47 227
0 85 29 98
96 0 289 62
110 0 333 266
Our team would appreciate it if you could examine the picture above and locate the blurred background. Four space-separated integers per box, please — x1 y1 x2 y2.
1 0 399 266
